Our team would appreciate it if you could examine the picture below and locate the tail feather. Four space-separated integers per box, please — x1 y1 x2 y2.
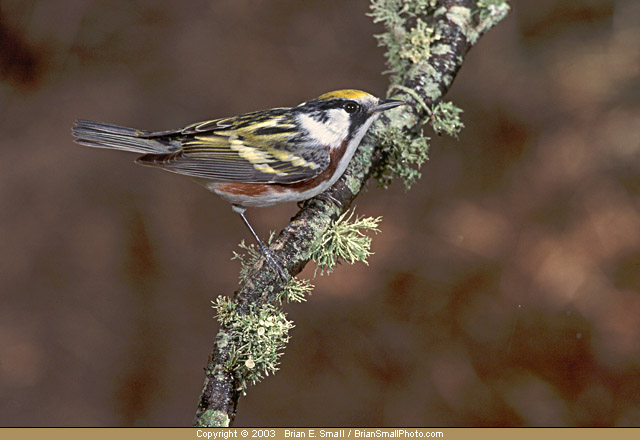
72 120 176 154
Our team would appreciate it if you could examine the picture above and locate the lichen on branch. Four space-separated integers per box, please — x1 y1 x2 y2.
310 209 381 275
213 297 294 393
369 0 439 87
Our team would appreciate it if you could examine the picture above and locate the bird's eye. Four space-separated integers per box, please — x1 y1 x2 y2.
343 102 359 114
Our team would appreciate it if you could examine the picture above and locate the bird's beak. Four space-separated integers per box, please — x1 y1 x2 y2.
372 99 406 113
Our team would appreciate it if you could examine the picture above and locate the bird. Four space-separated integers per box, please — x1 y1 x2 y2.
72 89 404 278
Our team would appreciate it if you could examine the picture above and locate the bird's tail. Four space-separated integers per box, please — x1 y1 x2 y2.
72 120 176 155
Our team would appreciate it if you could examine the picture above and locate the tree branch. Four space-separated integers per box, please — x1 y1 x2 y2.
193 0 509 427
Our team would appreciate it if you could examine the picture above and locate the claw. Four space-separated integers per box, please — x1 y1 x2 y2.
258 243 288 281
315 192 343 209
297 193 343 210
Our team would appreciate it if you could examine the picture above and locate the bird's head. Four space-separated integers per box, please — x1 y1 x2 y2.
296 89 405 148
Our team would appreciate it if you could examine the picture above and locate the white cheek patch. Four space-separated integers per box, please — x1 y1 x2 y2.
298 110 349 147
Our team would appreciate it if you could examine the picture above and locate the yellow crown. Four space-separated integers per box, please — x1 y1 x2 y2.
316 89 373 101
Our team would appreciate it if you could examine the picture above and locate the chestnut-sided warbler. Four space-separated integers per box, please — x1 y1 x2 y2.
73 89 404 278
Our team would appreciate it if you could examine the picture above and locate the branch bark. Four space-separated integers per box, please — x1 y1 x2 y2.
193 0 508 427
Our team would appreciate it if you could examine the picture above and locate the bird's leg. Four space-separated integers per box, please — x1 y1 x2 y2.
232 205 288 280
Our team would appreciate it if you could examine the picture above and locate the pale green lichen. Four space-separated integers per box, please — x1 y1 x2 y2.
194 409 230 428
430 42 453 56
373 125 430 189
429 101 464 137
402 19 435 64
212 297 294 393
369 0 439 85
450 1 511 44
345 172 363 196
216 330 230 350
310 209 381 276
278 277 314 303
446 6 478 45
476 0 511 30
231 238 264 281
213 296 236 327
421 78 443 102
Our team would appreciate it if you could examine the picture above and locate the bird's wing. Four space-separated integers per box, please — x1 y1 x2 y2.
135 110 330 184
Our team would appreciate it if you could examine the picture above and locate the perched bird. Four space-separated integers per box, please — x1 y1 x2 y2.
72 89 404 278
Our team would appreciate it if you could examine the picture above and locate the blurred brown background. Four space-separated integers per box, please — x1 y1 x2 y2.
1 0 639 427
